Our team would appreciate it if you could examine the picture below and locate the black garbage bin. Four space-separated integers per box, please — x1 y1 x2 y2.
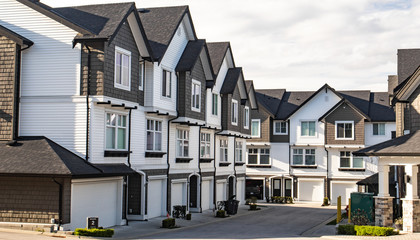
224 195 239 215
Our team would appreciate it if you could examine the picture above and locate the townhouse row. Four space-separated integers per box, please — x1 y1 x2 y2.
0 0 257 230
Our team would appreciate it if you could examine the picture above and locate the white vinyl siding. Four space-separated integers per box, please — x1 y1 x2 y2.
114 46 131 91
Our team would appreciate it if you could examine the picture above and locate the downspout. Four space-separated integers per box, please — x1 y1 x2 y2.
127 108 133 168
213 128 223 209
324 147 329 200
233 136 237 198
52 178 63 226
84 43 92 162
198 125 202 212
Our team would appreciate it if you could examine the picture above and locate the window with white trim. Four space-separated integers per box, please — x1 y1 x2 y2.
114 47 131 90
336 121 354 139
220 139 228 162
247 148 270 165
251 119 260 137
106 113 127 150
340 151 364 168
176 129 189 157
373 123 385 136
162 69 171 98
200 132 211 158
146 119 162 151
301 121 316 136
244 107 249 129
273 121 287 135
139 61 145 91
231 100 238 125
235 141 243 162
292 149 315 165
212 93 218 115
191 80 201 112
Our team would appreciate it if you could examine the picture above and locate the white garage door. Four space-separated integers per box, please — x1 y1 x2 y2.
216 182 226 202
298 179 324 202
201 180 211 210
171 182 186 207
71 178 122 230
331 182 357 205
236 179 245 204
148 179 164 218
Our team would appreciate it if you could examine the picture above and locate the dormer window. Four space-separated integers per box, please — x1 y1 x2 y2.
191 80 201 112
139 61 145 91
114 46 131 91
231 100 238 125
273 121 287 135
244 107 249 129
336 121 354 140
212 93 218 116
162 69 171 98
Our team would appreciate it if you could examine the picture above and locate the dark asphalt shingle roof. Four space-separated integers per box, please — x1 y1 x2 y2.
0 137 134 177
220 68 242 94
357 173 378 185
53 2 134 39
397 49 420 85
138 6 190 61
207 42 230 76
354 131 420 156
176 39 205 72
0 24 33 47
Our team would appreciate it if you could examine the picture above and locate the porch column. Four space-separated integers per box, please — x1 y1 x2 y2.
403 165 420 232
375 164 393 227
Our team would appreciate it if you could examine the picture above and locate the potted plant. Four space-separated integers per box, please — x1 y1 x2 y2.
394 218 403 230
216 210 226 218
162 218 175 228
186 213 192 220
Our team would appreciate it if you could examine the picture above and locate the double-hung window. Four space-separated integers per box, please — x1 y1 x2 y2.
220 139 228 162
146 119 162 151
336 121 354 139
212 93 218 115
340 151 364 168
251 119 260 137
191 80 201 112
114 47 131 90
231 100 238 125
235 141 243 162
176 129 189 157
247 148 270 165
106 113 127 150
162 70 171 98
373 123 385 136
244 107 249 129
273 121 287 135
200 133 211 158
139 61 145 91
301 121 316 136
292 149 315 165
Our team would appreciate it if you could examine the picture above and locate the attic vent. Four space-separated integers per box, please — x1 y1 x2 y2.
138 8 149 13
296 98 301 101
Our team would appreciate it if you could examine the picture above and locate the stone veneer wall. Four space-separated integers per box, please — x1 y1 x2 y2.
374 197 393 227
403 199 420 232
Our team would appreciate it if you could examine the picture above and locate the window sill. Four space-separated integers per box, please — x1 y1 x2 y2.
219 162 231 167
114 83 131 91
176 157 193 163
199 158 214 163
291 165 317 169
145 152 167 158
246 165 272 168
339 168 365 172
104 150 130 157
235 162 245 166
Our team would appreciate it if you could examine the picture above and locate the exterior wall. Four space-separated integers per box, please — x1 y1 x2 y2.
395 102 404 137
0 36 18 140
205 88 222 128
0 176 71 224
404 85 420 134
249 108 270 142
324 102 365 145
290 146 328 176
168 124 200 174
270 120 289 142
365 122 396 146
221 87 245 133
80 42 104 96
328 148 377 179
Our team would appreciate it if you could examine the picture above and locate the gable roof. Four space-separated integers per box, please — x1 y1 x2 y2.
245 80 258 110
0 24 33 47
207 42 230 76
175 39 205 71
255 89 286 117
220 68 242 94
354 131 420 157
318 99 370 122
138 6 196 61
0 137 134 177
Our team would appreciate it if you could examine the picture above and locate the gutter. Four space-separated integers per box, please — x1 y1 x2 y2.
198 125 203 213
233 136 237 197
213 128 223 209
84 43 92 162
324 147 329 200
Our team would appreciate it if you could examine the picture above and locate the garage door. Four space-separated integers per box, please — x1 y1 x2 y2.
331 182 357 205
148 179 164 218
201 180 211 210
236 179 245 204
71 178 122 229
298 179 324 202
171 182 186 207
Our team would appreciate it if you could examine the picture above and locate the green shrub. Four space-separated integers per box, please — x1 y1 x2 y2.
162 218 175 228
337 224 355 235
351 209 370 225
286 196 293 204
216 210 225 218
74 228 114 237
249 204 258 210
354 225 396 236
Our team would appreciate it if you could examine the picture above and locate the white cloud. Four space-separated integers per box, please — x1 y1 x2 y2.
42 0 420 91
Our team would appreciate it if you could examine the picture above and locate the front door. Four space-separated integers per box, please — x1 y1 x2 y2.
189 175 198 209
273 179 281 196
128 173 141 215
228 177 235 199
285 179 292 197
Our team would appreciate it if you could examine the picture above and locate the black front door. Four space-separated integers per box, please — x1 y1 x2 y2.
189 175 198 208
128 173 141 215
285 179 292 197
228 177 235 199
273 179 281 196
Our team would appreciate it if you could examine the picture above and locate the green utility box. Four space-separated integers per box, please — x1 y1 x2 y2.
350 192 374 223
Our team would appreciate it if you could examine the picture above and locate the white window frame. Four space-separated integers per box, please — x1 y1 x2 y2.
105 112 128 150
273 121 288 135
139 61 145 91
244 106 249 129
235 140 243 162
191 79 201 112
335 121 354 140
300 120 316 137
251 119 260 138
292 148 316 166
373 123 386 136
200 132 211 158
220 139 228 162
114 46 131 91
339 151 364 169
231 100 238 125
176 128 189 157
247 148 270 165
212 93 218 116
162 69 171 98
146 119 162 151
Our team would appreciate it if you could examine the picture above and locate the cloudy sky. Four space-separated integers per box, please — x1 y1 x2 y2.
43 0 419 91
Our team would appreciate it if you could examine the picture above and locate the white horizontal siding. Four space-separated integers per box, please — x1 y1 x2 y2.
365 122 396 146
205 89 221 128
0 0 81 97
328 148 377 179
168 124 199 173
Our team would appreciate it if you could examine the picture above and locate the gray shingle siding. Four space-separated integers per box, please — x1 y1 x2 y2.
81 42 105 96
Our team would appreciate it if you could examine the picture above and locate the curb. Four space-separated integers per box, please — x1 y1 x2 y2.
300 213 337 237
